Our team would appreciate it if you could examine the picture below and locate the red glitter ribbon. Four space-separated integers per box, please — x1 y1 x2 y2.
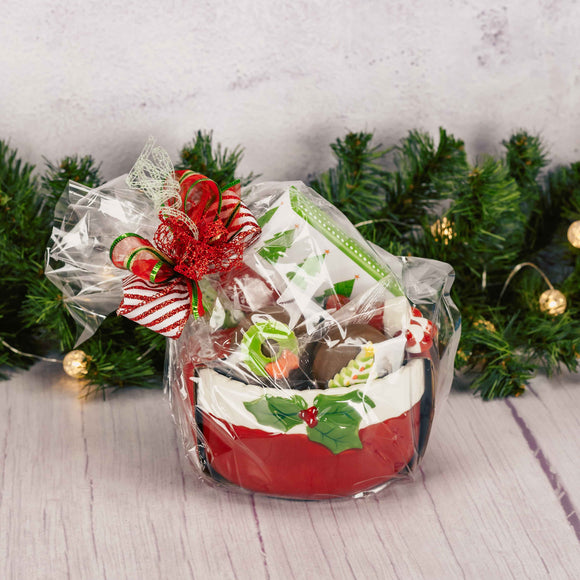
110 171 261 338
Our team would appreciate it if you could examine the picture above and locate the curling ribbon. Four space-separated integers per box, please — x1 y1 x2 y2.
110 170 261 338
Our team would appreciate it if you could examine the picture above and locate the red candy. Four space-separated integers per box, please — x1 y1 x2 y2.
265 349 300 379
392 307 436 354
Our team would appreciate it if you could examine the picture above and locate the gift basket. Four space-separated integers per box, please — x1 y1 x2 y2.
46 139 460 500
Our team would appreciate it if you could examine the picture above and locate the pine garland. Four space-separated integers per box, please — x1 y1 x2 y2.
313 129 579 399
0 128 578 398
0 141 41 375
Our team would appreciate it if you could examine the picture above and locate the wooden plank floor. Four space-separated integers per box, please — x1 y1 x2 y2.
1 361 579 579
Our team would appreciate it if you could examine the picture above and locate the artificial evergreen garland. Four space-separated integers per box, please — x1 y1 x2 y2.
1 129 578 399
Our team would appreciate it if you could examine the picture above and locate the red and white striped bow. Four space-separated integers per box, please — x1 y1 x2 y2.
110 171 261 338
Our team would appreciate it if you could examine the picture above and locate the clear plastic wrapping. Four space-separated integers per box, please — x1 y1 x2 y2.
166 182 460 499
46 143 460 500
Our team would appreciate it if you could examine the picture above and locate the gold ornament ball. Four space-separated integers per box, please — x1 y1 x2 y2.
473 318 497 333
539 289 567 316
567 220 580 248
63 350 89 379
430 217 455 245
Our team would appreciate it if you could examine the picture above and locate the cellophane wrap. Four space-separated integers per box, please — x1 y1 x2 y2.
46 178 159 345
167 181 460 499
46 156 460 500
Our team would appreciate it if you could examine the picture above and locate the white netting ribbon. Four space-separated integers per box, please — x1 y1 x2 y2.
126 137 180 209
159 205 199 239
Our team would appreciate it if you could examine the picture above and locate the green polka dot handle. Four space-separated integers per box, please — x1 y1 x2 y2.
289 187 403 296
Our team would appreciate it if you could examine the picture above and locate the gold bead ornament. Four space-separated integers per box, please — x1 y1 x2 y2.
63 350 90 379
538 289 567 316
473 318 497 333
567 220 580 249
430 217 455 245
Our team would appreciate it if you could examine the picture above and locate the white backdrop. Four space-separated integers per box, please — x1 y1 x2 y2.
1 0 579 181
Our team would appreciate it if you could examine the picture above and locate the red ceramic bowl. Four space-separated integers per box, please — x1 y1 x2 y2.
183 357 433 500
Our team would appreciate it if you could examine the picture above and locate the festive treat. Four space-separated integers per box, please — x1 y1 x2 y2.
265 349 300 379
311 324 386 385
240 319 299 377
45 139 461 500
328 343 376 388
402 309 436 354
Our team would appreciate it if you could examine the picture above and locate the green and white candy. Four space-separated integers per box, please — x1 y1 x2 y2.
241 320 299 377
328 343 375 388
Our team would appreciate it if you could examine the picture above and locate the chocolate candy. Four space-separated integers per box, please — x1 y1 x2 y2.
311 324 386 386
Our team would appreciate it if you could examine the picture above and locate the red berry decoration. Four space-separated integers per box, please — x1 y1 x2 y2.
298 406 319 428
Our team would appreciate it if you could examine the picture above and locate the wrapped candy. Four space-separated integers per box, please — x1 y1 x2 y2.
46 139 460 500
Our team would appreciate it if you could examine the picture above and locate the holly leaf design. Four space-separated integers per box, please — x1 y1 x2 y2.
244 390 376 454
316 390 376 413
268 395 308 430
307 421 363 454
314 393 362 425
244 394 307 432
306 391 376 454
257 206 279 228
258 229 296 263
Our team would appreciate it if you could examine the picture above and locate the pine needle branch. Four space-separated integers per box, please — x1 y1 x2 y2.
42 155 102 204
461 314 535 399
310 131 386 223
380 128 468 230
176 130 257 189
503 131 548 192
0 140 45 370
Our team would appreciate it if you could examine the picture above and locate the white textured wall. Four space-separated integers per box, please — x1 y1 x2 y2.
2 0 580 181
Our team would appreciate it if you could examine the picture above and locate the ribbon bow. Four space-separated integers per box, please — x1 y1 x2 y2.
110 169 261 338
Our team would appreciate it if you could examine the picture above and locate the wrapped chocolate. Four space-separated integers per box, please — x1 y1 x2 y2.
46 139 460 500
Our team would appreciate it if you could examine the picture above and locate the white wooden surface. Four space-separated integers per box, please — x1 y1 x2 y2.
1 362 579 579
